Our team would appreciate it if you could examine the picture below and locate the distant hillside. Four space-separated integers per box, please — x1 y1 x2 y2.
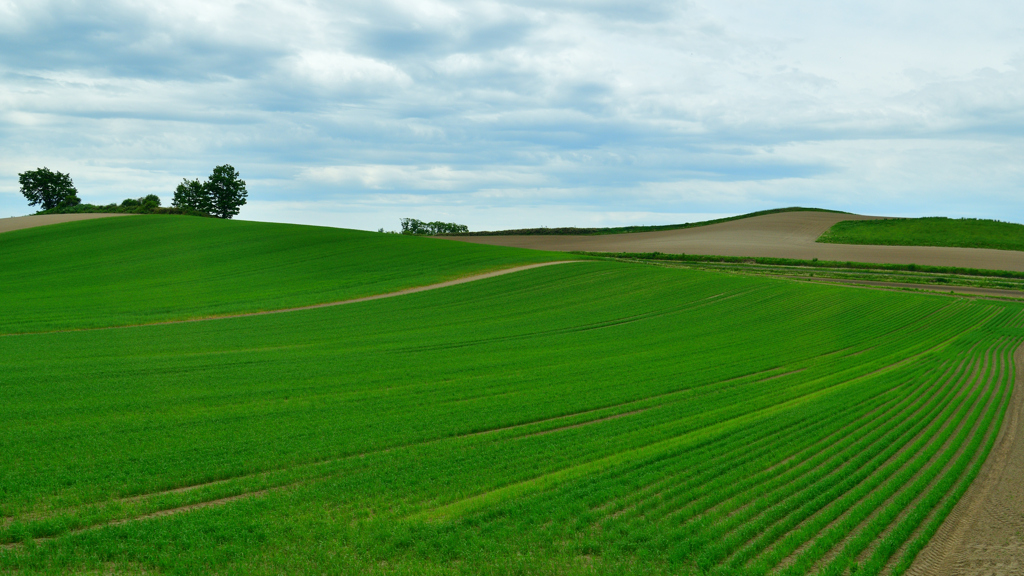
456 207 848 236
818 217 1024 252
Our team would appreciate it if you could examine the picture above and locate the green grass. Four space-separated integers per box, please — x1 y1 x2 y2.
1 231 1021 576
0 216 574 333
818 217 1024 252
459 207 846 236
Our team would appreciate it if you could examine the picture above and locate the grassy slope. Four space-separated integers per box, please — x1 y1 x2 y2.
818 217 1024 252
0 216 573 333
2 260 1019 575
460 207 847 236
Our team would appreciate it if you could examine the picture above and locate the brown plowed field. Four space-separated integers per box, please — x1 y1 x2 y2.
0 213 133 234
443 211 1024 273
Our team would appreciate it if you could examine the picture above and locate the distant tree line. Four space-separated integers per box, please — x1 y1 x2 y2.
399 218 469 235
18 165 247 219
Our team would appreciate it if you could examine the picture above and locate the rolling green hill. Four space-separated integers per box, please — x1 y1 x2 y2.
818 217 1024 252
0 216 573 333
2 236 1020 576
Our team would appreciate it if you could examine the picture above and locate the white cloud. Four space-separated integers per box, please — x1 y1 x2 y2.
286 51 413 92
302 164 548 190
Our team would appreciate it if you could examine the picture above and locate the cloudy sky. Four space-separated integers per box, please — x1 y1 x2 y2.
1 1 1022 230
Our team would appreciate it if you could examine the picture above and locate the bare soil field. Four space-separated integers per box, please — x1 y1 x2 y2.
0 213 133 234
444 211 1024 273
907 343 1024 576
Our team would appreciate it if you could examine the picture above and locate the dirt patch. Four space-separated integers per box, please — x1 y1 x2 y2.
441 212 1024 273
0 213 134 234
907 342 1024 576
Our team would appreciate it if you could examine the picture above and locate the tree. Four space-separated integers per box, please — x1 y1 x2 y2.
141 194 161 209
206 164 247 219
400 218 426 234
121 194 162 210
19 167 81 210
172 178 210 213
170 166 246 218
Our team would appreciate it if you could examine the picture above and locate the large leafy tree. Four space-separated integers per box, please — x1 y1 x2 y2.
170 165 247 218
206 165 247 219
19 167 81 210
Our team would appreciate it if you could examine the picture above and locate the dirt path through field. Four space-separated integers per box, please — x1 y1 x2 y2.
907 342 1024 576
442 212 1024 273
0 213 133 234
1 261 581 336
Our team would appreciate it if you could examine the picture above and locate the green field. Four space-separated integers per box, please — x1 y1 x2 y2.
818 217 1024 252
0 216 572 333
1 217 1021 575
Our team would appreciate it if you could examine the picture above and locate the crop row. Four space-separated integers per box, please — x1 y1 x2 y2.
403 303 1017 574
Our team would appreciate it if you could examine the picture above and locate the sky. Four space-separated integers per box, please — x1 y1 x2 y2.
1 0 1022 231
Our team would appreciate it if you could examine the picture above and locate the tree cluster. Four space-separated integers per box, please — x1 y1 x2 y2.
399 218 469 235
120 194 161 209
172 165 247 219
18 168 81 210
